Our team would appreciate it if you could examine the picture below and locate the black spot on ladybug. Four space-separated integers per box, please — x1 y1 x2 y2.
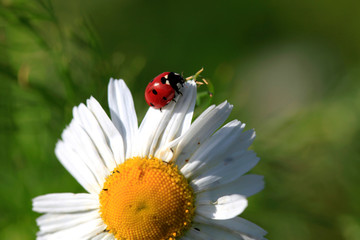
150 103 154 106
103 188 108 191
152 89 158 95
162 96 167 101
161 77 166 84
194 227 200 231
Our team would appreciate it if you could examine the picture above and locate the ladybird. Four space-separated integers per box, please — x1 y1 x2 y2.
145 72 185 109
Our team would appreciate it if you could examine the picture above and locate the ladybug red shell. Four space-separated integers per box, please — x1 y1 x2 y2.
145 72 185 109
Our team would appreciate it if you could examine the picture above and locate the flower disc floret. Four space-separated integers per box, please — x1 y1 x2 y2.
99 157 195 240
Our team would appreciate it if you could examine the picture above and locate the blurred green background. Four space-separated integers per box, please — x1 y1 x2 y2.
1 0 360 239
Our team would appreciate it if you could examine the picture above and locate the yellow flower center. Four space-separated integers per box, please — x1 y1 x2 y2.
99 157 195 240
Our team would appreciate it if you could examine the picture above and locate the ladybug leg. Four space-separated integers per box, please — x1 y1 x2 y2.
159 108 162 112
173 87 181 95
172 98 177 103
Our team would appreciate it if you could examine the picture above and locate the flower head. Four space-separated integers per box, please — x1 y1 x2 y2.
33 78 266 239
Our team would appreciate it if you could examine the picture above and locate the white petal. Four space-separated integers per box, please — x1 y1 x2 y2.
37 217 106 240
181 120 245 178
173 101 233 168
102 234 115 240
91 232 115 240
158 81 197 144
189 223 245 240
196 194 248 220
197 174 264 202
61 120 109 188
73 104 117 171
177 81 198 135
155 81 197 161
180 237 192 240
183 228 211 240
191 150 259 192
87 97 125 165
194 215 267 240
135 102 176 158
55 141 102 194
33 193 99 213
108 79 138 159
36 210 100 233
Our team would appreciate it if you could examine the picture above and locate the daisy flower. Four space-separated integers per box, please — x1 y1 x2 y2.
33 77 267 240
